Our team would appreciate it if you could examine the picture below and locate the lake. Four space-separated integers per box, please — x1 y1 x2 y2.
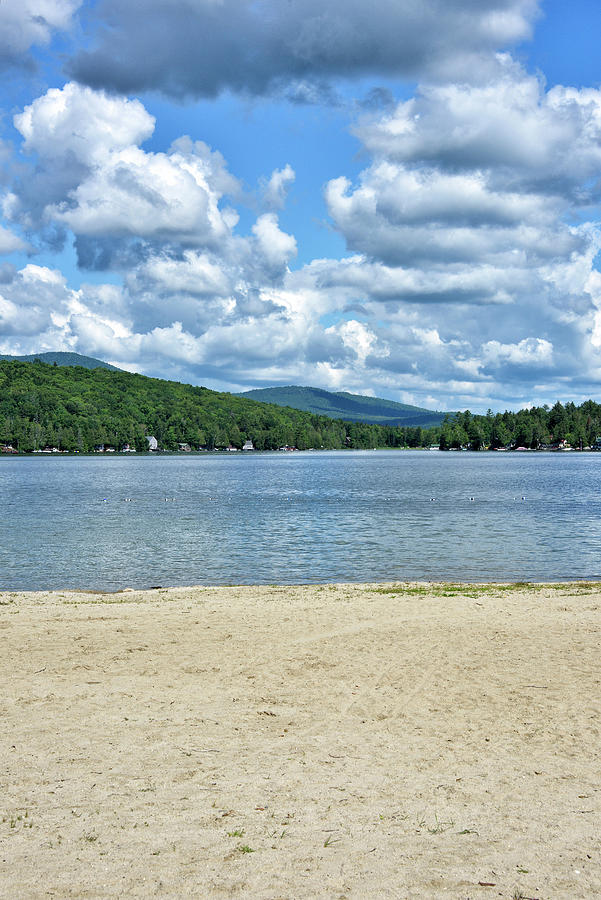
1 450 601 590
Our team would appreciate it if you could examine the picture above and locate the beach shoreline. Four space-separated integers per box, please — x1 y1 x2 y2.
3 581 600 898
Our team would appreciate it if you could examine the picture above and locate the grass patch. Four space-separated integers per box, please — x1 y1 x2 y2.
416 813 455 834
2 810 33 830
323 834 341 847
370 581 601 598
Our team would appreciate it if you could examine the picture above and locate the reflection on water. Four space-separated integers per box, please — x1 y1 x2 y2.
1 450 601 590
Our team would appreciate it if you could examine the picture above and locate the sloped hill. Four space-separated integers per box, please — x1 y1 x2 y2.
0 351 120 370
238 385 447 426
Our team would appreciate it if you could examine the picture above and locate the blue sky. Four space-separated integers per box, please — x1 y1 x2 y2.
2 1 601 413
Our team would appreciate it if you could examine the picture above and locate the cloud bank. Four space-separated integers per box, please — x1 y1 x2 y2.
4 63 601 409
68 0 540 99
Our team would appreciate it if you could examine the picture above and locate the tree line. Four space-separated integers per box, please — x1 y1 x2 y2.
436 402 601 450
1 360 600 452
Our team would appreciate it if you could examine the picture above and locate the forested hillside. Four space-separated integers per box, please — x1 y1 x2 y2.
0 360 402 452
0 351 119 370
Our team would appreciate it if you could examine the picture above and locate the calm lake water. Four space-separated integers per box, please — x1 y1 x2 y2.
1 450 601 590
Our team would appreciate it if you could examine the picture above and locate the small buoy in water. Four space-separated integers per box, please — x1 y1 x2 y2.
469 496 475 501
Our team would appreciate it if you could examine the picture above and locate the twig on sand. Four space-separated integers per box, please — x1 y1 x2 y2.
178 746 219 755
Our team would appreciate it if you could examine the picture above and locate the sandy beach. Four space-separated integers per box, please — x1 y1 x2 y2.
2 582 600 899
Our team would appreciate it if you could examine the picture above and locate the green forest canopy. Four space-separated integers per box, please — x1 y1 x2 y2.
0 351 119 370
0 359 600 452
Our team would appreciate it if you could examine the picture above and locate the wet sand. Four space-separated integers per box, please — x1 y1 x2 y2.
2 582 601 898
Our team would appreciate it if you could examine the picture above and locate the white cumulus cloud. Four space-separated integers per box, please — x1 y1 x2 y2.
15 83 155 164
262 165 296 210
0 0 80 69
482 337 554 367
0 225 28 255
11 84 242 265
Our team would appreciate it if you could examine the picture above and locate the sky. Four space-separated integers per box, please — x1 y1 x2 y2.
2 1 601 413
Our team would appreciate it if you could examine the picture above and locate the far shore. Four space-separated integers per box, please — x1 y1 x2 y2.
2 445 601 455
3 581 600 898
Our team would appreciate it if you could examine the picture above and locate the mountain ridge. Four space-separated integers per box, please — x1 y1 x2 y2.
0 351 120 370
238 385 448 426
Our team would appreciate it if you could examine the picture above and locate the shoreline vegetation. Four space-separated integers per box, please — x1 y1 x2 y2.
3 580 600 898
2 358 601 454
1 445 598 456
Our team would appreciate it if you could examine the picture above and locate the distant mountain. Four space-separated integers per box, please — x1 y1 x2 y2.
0 351 120 370
238 385 448 427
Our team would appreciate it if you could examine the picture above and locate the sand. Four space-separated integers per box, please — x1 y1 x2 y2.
1 581 600 899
